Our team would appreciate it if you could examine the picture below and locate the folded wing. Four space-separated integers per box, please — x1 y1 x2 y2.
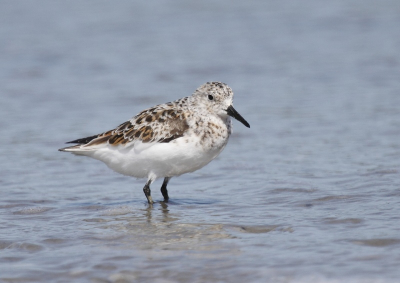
59 104 189 152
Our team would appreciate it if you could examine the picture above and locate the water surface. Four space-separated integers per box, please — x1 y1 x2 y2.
1 0 400 282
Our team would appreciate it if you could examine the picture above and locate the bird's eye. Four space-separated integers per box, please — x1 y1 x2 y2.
208 95 214 101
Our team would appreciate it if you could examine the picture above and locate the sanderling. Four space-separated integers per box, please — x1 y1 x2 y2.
59 82 250 204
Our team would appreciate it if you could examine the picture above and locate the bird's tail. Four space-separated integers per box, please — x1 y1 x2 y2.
59 135 112 153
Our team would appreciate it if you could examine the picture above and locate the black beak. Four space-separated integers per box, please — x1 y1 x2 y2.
226 105 250 128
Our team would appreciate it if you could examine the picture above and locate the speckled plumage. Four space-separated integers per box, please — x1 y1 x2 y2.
59 82 250 204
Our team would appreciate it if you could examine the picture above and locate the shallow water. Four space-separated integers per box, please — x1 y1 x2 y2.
1 0 400 282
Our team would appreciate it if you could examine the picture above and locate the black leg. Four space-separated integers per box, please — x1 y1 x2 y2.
143 179 153 204
160 177 170 201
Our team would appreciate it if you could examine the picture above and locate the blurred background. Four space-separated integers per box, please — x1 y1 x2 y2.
1 0 400 282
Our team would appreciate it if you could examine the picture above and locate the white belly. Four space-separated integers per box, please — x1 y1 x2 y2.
83 135 228 179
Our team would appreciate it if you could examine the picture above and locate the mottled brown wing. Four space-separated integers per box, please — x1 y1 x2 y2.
98 105 189 146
